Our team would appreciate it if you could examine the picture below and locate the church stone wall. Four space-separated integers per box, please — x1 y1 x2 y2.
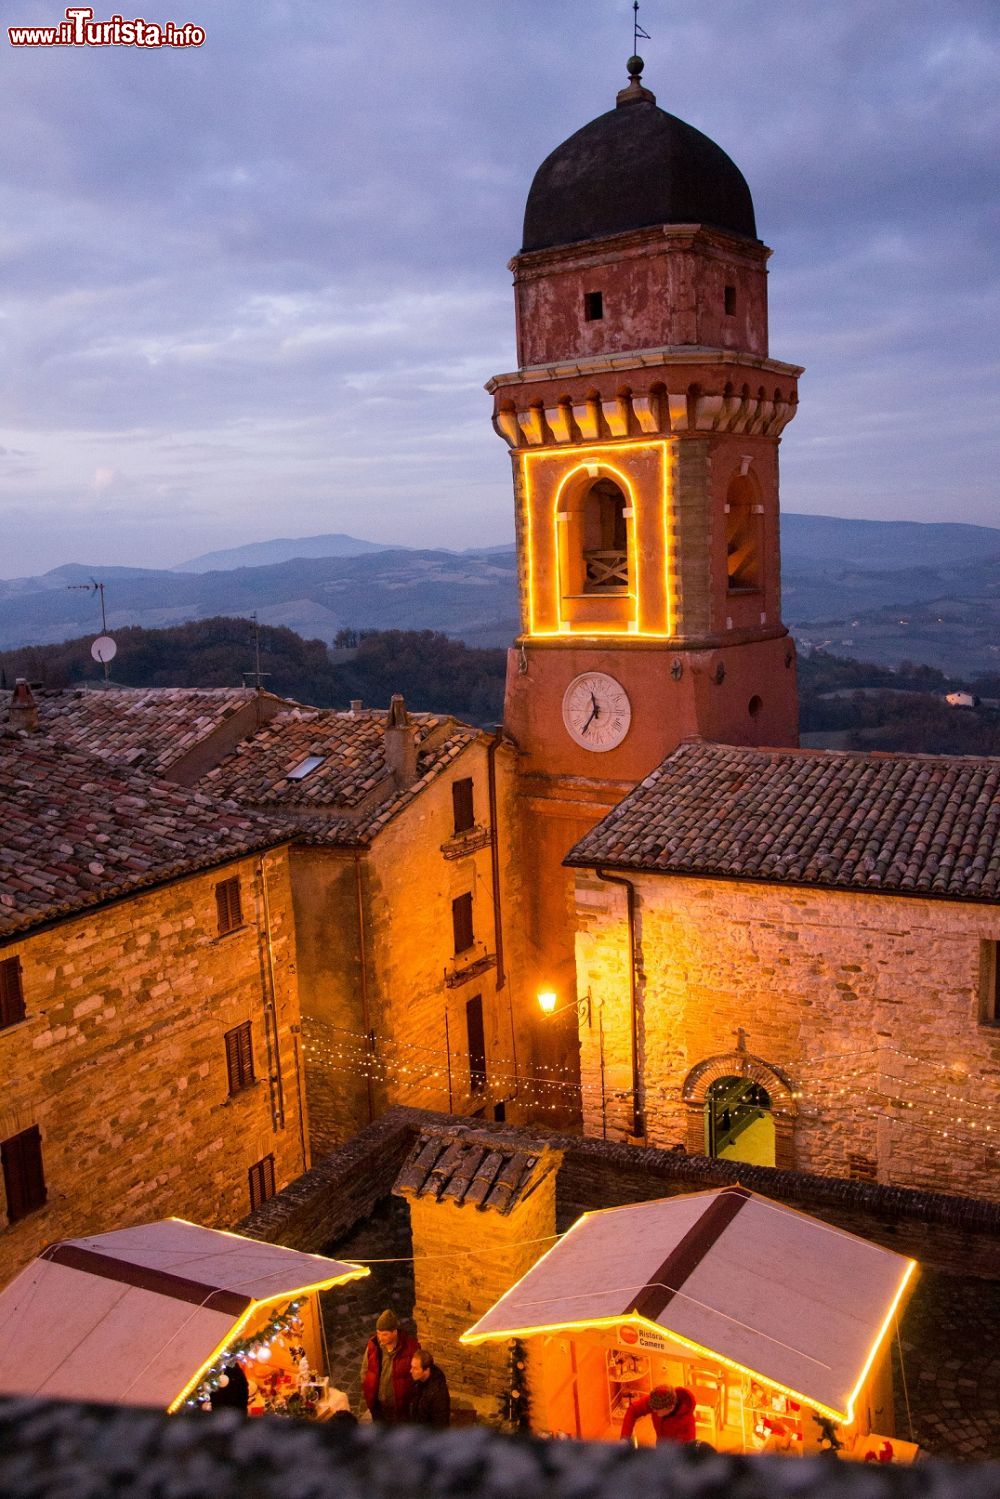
574 871 1000 1201
0 848 307 1288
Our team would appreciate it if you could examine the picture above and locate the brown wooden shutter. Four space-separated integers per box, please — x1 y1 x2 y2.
452 778 475 834
0 957 25 1029
452 893 474 954
248 1154 276 1212
225 1022 254 1092
216 877 243 935
466 995 486 1095
2 1125 46 1223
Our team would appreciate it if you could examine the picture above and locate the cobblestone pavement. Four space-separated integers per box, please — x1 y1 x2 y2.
892 1269 1000 1461
319 1197 1000 1461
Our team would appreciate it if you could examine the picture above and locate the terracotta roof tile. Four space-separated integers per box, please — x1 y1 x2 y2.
565 740 1000 902
202 707 483 847
0 740 288 939
0 687 287 776
393 1126 561 1215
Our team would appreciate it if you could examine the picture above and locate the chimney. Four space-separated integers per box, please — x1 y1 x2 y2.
9 678 39 734
350 699 363 714
384 694 418 789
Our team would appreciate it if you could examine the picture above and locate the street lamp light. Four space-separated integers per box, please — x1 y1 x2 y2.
536 989 592 1027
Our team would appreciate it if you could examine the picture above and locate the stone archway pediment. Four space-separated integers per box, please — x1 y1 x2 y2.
682 1050 796 1116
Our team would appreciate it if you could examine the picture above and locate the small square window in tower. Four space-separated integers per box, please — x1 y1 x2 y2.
466 994 487 1095
583 290 603 322
452 777 475 834
224 1021 255 1094
452 892 475 955
724 284 737 316
1 1124 46 1223
248 1153 276 1212
215 876 243 935
0 956 25 1030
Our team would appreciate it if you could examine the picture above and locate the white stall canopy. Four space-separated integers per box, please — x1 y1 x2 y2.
0 1218 367 1410
461 1185 916 1421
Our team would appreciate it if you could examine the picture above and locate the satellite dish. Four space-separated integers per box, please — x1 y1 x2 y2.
91 635 117 664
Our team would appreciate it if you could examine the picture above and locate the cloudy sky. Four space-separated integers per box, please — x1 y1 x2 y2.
0 0 997 576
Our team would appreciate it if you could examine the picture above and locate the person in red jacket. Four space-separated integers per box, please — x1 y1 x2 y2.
360 1309 420 1423
620 1384 697 1445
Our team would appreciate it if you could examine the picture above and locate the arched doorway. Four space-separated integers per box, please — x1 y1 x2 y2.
704 1075 775 1166
682 1047 797 1169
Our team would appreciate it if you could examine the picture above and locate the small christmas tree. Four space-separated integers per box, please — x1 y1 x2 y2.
497 1338 530 1432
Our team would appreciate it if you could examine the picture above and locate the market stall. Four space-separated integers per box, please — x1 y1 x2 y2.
0 1218 368 1416
461 1185 918 1459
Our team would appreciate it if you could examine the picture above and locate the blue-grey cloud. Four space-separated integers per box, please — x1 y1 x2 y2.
0 0 997 576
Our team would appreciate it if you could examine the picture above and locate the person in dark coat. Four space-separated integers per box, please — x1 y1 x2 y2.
209 1362 250 1414
620 1384 697 1445
360 1309 420 1423
408 1349 451 1428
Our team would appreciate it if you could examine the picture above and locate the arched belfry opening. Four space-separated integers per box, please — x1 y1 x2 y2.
557 472 635 629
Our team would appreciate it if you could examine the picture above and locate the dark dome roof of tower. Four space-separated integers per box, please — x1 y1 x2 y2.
521 97 757 253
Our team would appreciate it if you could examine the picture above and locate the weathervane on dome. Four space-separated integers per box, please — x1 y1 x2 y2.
632 0 651 54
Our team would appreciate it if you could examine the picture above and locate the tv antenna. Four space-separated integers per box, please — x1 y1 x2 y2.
242 613 271 693
633 0 651 53
66 577 116 687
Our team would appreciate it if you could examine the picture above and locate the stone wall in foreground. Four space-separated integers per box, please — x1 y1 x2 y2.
1 1396 997 1498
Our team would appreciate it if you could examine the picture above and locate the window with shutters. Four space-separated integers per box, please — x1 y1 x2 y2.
248 1153 276 1212
224 1021 255 1093
0 956 26 1031
466 994 486 1095
215 876 243 935
452 777 475 835
452 892 474 955
1 1125 46 1223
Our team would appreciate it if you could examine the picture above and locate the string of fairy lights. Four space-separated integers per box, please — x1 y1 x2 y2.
302 1021 1000 1158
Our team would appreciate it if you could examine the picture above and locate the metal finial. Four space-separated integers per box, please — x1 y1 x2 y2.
633 0 651 55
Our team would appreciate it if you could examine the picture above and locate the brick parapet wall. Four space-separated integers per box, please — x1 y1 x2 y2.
239 1107 999 1278
235 1108 419 1249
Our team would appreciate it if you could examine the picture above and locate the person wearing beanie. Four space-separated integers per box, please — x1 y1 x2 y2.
620 1383 697 1445
360 1308 420 1423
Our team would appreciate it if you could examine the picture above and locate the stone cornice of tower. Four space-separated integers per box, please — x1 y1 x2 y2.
509 221 770 278
486 346 802 450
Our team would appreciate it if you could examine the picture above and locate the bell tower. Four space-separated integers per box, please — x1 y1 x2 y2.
494 60 803 1116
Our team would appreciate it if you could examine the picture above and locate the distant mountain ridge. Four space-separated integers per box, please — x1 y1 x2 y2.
0 514 997 674
174 533 391 572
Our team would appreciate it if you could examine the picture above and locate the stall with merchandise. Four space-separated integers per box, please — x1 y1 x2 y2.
0 1218 368 1417
462 1185 918 1460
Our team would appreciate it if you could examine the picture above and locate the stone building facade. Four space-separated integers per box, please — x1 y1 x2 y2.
567 741 1000 1200
0 738 307 1286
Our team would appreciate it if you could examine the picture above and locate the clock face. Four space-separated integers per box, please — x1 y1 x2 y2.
562 672 632 752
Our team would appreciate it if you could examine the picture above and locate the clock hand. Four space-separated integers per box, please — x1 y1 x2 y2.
581 704 598 733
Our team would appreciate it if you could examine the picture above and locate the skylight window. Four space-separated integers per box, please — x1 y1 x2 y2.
287 754 325 781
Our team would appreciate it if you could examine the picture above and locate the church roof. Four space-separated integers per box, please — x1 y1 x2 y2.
565 740 1000 903
0 740 288 938
521 87 757 254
